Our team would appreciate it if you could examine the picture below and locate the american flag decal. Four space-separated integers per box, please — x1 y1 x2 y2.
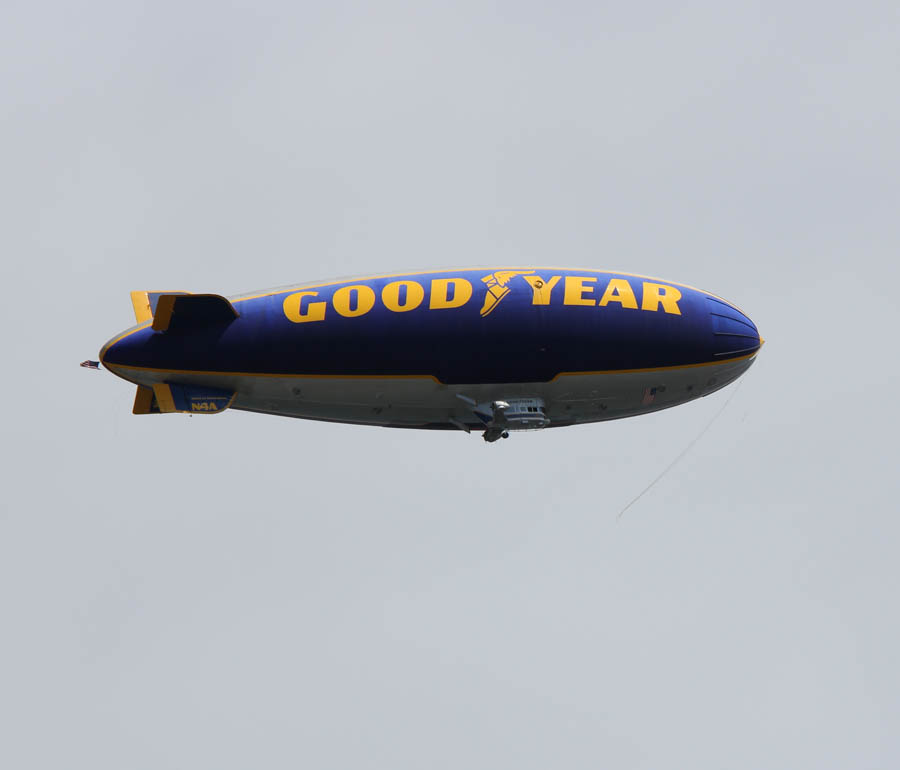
641 387 656 405
80 360 101 370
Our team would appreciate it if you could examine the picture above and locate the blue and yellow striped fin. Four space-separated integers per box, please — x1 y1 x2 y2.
130 291 190 325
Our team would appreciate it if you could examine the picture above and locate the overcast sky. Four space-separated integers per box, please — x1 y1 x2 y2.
3 1 899 768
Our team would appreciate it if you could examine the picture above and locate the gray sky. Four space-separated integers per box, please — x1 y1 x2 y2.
3 1 899 767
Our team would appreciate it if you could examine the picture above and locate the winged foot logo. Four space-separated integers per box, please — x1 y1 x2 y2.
479 270 538 316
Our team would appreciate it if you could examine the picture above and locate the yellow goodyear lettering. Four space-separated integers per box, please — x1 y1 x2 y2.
333 284 376 318
598 278 638 309
278 272 685 323
430 278 473 309
641 282 682 314
283 291 327 323
563 276 597 306
382 280 425 313
522 275 561 305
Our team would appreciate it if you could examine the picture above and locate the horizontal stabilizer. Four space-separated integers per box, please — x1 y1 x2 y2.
151 293 239 332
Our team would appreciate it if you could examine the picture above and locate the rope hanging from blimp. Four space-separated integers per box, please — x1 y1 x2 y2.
617 380 745 521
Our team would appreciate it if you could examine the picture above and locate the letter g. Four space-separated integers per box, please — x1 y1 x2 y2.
283 291 327 323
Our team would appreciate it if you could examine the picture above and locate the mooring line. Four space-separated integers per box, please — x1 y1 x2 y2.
617 380 744 521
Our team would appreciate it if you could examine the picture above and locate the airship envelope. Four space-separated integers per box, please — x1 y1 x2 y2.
99 268 762 442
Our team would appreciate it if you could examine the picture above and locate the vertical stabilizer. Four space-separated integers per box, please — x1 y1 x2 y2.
129 291 191 324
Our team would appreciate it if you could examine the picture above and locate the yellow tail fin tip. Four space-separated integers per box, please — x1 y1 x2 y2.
130 291 152 324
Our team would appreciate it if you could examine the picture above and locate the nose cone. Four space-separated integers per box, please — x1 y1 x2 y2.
707 296 763 359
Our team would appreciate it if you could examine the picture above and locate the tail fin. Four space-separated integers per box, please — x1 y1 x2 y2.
132 383 235 415
130 291 188 324
132 385 160 414
129 291 238 331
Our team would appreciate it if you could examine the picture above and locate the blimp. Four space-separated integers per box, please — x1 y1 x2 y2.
97 268 762 442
